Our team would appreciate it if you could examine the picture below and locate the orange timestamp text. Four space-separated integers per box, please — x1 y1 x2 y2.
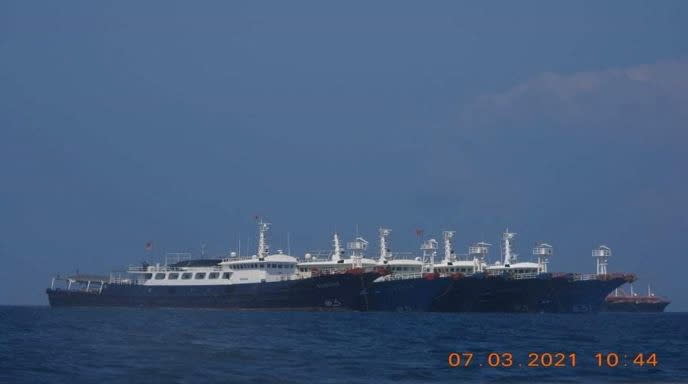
447 352 658 368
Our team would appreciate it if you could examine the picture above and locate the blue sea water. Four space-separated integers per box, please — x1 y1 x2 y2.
1 307 686 383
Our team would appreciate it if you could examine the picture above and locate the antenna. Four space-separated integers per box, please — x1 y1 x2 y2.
287 232 291 256
256 220 271 260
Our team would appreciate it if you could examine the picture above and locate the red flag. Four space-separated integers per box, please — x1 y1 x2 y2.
415 228 424 237
145 241 153 251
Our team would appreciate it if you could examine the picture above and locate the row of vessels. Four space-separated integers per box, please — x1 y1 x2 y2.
47 221 639 313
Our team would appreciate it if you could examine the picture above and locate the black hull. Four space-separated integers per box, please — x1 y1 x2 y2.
47 272 379 311
369 276 454 312
432 274 630 313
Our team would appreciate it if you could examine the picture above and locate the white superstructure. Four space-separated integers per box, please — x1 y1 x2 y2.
485 230 540 277
297 233 377 275
375 227 424 276
126 220 302 286
433 231 479 275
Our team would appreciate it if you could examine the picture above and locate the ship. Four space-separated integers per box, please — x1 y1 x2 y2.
47 221 637 314
602 284 670 312
428 232 635 313
297 229 454 312
47 221 381 310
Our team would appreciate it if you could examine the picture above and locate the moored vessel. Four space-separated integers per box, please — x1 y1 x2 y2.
47 221 381 311
297 229 454 312
430 232 635 313
602 284 670 312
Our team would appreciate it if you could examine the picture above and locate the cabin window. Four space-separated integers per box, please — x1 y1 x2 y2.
143 273 153 280
155 273 165 280
208 272 219 279
181 273 192 280
169 273 179 280
259 264 265 269
195 273 206 279
222 272 231 279
278 264 283 269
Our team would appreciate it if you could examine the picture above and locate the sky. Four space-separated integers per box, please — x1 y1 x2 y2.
1 1 687 308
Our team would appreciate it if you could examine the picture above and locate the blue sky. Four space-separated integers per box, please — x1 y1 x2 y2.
1 1 687 308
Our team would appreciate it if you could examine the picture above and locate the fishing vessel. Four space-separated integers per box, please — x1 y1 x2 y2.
603 284 670 312
47 221 381 310
430 232 635 313
367 228 454 312
298 229 454 312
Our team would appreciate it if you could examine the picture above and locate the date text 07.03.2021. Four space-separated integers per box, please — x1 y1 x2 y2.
447 352 658 368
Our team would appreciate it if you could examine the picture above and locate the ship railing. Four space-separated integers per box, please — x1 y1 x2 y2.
127 265 222 273
50 275 107 294
221 255 279 263
301 250 332 261
384 252 418 261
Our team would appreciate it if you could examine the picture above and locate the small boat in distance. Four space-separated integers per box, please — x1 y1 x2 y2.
603 284 671 312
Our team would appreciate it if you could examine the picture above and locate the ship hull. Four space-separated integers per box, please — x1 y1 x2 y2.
47 272 379 311
602 300 670 312
432 274 629 313
369 276 454 312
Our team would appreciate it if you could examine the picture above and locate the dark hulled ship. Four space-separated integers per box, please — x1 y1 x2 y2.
427 232 634 313
47 222 381 311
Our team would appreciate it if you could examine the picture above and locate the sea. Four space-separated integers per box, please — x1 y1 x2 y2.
1 306 686 383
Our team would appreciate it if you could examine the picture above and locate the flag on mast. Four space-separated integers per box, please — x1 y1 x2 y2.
145 241 153 252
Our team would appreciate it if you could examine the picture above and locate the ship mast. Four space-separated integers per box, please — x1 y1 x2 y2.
443 231 456 264
257 220 270 261
331 232 343 262
421 238 438 272
502 230 517 267
378 228 392 263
